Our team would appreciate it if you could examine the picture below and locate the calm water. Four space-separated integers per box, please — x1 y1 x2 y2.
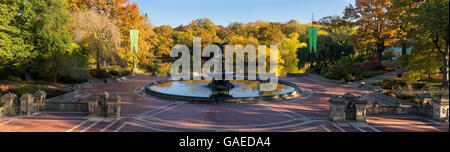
149 80 295 98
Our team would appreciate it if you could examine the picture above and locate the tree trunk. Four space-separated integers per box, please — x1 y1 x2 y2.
53 73 58 84
401 43 407 56
96 37 100 74
442 38 449 87
434 37 449 87
377 46 385 69
442 55 448 87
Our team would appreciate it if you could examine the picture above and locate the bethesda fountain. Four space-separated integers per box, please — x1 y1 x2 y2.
144 43 302 103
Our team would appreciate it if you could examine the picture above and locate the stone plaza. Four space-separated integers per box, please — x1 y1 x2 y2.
0 75 448 132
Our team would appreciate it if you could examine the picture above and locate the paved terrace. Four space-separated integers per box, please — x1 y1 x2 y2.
0 76 448 132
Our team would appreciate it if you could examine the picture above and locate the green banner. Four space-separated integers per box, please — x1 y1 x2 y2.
130 30 139 53
308 27 318 53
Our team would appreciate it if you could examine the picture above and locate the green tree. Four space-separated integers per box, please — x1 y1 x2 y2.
399 48 442 80
388 0 420 56
279 33 306 75
0 1 26 65
35 0 79 82
410 0 449 87
319 16 355 45
298 35 354 70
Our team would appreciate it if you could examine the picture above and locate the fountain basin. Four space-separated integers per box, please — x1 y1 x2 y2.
144 80 303 103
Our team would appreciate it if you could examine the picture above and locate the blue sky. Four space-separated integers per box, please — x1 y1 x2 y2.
132 0 354 27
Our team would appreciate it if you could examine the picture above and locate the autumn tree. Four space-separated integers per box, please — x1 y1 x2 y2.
153 25 175 57
320 16 355 45
69 0 154 72
71 9 120 74
344 0 399 69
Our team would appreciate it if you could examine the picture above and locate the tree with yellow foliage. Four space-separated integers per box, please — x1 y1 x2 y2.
344 0 399 69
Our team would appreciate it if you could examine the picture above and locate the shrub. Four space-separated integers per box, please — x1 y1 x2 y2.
12 85 67 98
6 76 22 82
58 75 88 84
321 71 337 80
402 71 421 83
380 78 407 89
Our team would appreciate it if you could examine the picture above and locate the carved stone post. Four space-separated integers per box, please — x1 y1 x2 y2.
106 94 121 118
98 91 109 116
419 94 433 116
353 97 368 122
372 102 380 114
1 93 17 116
33 90 46 111
329 96 346 122
419 94 433 106
88 94 100 117
432 98 449 121
20 94 35 116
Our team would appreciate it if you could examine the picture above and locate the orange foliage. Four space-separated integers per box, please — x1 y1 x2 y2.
69 0 156 69
0 85 10 92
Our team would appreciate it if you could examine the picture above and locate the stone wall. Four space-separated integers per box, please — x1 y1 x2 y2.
366 105 422 116
42 102 88 112
374 92 418 106
0 91 121 118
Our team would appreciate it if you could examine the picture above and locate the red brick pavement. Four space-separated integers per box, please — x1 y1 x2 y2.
0 76 448 132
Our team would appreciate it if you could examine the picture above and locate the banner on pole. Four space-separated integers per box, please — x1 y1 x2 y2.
130 30 139 53
308 27 318 53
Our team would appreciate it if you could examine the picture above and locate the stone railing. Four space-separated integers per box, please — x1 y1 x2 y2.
1 91 121 118
88 92 121 118
383 89 449 97
374 92 419 106
328 93 368 122
366 104 422 116
329 92 449 122
0 91 46 117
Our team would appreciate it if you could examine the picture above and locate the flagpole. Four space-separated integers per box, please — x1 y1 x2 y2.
309 13 315 74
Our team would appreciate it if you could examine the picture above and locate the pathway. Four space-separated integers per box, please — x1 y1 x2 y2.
0 75 447 132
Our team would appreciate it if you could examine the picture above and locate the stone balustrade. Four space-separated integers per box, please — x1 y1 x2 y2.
433 98 449 121
328 93 368 122
88 91 121 118
1 90 121 118
0 93 17 116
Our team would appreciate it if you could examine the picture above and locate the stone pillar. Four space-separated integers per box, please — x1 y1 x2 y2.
419 94 433 116
0 93 17 116
342 93 357 105
419 94 433 106
106 94 121 118
33 90 46 111
328 96 346 122
432 98 449 121
20 94 35 116
372 102 380 114
353 98 368 122
88 94 100 117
